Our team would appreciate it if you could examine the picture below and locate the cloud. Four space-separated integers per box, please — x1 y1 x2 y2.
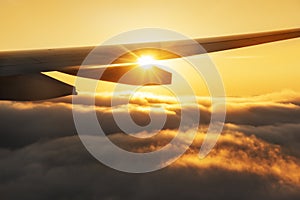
1 90 300 199
1 90 300 149
0 95 210 148
225 123 300 157
0 101 77 149
1 132 300 200
226 102 300 126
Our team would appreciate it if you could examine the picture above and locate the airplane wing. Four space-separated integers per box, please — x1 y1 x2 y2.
1 28 300 101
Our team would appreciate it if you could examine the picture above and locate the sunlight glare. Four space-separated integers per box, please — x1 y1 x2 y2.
137 55 156 69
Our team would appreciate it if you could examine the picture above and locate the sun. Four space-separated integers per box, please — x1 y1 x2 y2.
137 55 156 69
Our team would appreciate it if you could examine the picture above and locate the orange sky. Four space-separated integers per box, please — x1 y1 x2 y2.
1 0 300 96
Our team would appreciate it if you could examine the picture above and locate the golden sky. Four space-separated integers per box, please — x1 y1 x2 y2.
1 0 300 96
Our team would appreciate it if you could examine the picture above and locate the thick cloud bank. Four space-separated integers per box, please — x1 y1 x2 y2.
0 90 300 200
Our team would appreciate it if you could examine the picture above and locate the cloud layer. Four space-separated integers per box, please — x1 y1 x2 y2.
1 90 300 199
